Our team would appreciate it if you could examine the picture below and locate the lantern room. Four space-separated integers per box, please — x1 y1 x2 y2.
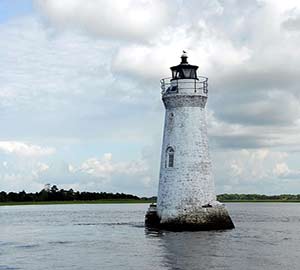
170 51 198 80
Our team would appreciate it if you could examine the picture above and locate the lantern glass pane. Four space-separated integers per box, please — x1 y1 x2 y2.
172 70 176 78
182 68 192 78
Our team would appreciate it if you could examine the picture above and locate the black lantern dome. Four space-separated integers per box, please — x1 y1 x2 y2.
170 51 198 80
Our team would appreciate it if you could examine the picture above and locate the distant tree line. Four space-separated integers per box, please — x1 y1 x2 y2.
1 188 300 203
217 193 300 201
0 185 145 202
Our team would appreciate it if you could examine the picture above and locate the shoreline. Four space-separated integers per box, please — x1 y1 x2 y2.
222 200 300 203
1 200 300 206
0 199 155 206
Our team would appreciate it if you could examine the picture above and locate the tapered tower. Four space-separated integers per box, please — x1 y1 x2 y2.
146 52 234 230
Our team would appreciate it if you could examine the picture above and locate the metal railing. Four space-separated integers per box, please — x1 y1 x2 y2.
160 76 208 96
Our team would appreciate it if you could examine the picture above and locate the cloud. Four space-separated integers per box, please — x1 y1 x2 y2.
0 151 155 195
0 15 167 147
108 0 300 156
273 162 300 179
34 152 155 195
0 160 50 192
212 148 294 194
79 153 147 177
282 16 300 31
34 0 173 41
75 153 152 191
214 91 300 126
0 141 55 157
207 111 300 150
112 23 250 81
1 1 300 195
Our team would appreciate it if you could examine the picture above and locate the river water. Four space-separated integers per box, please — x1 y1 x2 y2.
1 203 300 270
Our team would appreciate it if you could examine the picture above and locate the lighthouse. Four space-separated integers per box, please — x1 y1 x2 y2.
146 52 234 230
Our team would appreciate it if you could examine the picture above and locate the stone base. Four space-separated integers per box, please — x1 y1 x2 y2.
145 204 234 231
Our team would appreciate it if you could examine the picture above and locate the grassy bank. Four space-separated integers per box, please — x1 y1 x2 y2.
221 200 300 203
2 199 300 206
3 188 300 206
0 199 155 206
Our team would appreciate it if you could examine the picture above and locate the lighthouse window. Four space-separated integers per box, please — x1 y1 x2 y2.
166 147 175 168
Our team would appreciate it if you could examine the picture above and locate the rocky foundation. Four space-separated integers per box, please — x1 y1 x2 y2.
145 204 234 231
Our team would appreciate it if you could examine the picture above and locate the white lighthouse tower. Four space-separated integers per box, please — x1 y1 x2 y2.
146 52 234 230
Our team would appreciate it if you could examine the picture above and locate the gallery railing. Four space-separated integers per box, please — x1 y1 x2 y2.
160 76 208 96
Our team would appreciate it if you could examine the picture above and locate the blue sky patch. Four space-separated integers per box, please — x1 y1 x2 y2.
0 0 33 23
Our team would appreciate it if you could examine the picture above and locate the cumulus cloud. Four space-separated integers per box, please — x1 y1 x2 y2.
273 162 300 179
282 15 300 31
0 141 55 157
0 160 50 192
76 153 152 191
212 148 295 194
273 162 290 176
34 152 155 195
227 149 287 181
112 22 250 81
35 0 173 41
79 153 147 177
0 151 155 195
0 16 159 142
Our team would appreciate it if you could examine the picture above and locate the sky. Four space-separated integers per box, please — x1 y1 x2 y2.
0 0 300 196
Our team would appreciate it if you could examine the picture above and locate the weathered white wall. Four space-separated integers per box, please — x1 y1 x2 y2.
157 80 216 222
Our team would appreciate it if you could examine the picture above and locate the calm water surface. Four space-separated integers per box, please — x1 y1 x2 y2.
1 203 300 270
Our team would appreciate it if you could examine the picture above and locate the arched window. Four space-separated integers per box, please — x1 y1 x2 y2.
166 147 175 168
